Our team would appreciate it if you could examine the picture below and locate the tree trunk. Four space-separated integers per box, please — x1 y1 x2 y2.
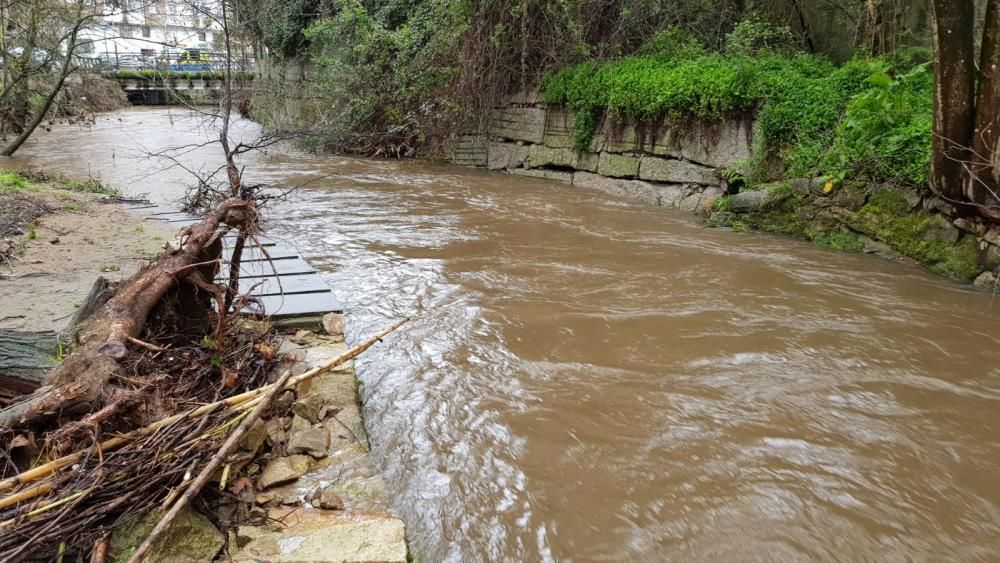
969 0 1000 220
0 330 56 387
930 0 977 205
0 198 250 431
0 20 79 157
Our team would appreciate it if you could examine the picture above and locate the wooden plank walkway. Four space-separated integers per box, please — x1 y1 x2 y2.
128 202 343 322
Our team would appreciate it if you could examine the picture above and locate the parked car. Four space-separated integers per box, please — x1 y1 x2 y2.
169 48 212 72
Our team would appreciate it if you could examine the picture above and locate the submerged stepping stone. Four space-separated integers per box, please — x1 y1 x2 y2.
222 235 278 248
218 257 316 279
236 274 332 297
221 246 299 262
241 291 343 318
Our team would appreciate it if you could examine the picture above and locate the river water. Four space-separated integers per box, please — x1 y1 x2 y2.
13 108 1000 561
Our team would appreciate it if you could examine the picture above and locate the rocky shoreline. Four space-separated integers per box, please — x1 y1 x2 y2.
0 169 408 562
109 320 408 562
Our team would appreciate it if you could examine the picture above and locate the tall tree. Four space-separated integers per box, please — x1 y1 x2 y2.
931 0 1000 220
969 0 1000 219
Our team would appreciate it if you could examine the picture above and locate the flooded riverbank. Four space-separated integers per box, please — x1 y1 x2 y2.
13 108 1000 561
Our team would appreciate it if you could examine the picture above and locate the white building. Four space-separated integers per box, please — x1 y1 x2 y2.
79 0 223 66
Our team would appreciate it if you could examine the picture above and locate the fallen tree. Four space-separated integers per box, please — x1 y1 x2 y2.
0 197 251 432
0 191 408 561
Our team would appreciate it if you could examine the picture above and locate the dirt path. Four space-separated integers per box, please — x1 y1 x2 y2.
0 182 175 332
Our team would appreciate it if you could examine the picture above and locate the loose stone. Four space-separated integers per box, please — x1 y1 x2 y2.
309 486 345 510
288 426 331 459
974 271 998 290
291 393 326 423
322 312 346 335
258 455 313 489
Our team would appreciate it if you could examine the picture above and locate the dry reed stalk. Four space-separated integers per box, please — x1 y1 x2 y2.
0 318 408 529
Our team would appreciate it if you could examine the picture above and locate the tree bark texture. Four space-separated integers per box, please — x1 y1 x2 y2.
969 0 1000 220
930 0 977 204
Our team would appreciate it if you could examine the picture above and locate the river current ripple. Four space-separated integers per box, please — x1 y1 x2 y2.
15 108 1000 562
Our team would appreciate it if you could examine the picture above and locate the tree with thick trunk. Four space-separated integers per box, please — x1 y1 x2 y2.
968 0 1000 220
0 198 250 430
931 0 1000 220
930 0 977 205
0 0 101 156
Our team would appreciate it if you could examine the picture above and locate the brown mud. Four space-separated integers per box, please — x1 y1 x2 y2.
0 187 173 332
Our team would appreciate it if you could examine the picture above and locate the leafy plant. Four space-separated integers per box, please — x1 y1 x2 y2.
542 46 931 188
713 194 732 212
725 13 796 56
820 63 932 186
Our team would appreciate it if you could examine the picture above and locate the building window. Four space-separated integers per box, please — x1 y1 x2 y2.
140 48 156 57
142 25 151 38
198 31 206 42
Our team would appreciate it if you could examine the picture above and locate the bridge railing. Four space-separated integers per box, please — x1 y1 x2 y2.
78 51 255 73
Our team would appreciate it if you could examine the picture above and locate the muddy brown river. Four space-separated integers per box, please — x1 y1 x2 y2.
12 108 1000 561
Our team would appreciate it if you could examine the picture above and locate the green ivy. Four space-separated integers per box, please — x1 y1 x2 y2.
541 38 931 189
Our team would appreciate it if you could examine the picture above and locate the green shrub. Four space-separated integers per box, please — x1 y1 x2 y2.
725 14 797 56
636 28 706 61
299 0 466 151
806 229 863 252
541 47 932 190
0 170 29 191
820 63 932 186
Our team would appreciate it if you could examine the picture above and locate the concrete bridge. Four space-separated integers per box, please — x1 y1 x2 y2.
107 72 254 104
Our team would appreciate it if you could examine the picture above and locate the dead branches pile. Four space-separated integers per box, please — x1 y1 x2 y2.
0 321 403 561
0 191 406 562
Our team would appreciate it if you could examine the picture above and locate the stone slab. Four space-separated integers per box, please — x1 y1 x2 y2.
510 168 573 183
596 152 640 178
574 172 693 208
110 507 224 563
650 118 753 168
489 106 546 143
526 145 576 169
220 257 316 278
448 135 488 166
639 156 719 186
486 142 529 170
543 108 575 148
243 274 333 297
231 509 407 563
242 291 343 318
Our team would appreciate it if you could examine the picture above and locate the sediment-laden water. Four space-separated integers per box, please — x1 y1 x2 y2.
15 108 1000 561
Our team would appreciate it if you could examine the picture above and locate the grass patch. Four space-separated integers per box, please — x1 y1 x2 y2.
0 170 35 193
64 179 121 196
806 229 863 252
713 194 732 213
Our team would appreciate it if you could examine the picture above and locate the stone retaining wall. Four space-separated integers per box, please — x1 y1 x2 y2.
448 100 754 212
